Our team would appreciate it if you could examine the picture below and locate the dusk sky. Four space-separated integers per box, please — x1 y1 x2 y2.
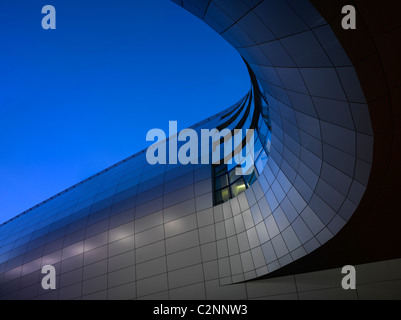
0 0 249 224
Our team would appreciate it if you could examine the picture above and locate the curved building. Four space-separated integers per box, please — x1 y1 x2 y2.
1 0 400 300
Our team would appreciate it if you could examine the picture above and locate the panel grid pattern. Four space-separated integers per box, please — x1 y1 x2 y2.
0 0 375 299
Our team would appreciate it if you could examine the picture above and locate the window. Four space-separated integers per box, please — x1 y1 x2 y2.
212 84 271 205
213 126 271 205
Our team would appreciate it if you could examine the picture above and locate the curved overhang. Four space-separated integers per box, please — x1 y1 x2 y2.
173 0 401 277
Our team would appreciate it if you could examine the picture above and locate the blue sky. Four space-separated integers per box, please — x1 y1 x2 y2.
0 0 249 224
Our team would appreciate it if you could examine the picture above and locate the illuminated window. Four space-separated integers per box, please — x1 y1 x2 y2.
213 85 272 205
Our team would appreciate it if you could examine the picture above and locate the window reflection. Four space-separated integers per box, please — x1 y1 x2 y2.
213 87 271 205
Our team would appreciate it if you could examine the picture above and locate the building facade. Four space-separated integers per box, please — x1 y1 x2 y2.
0 0 400 300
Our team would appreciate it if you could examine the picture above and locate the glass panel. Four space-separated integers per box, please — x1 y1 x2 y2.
215 188 231 205
226 160 236 172
255 150 268 174
231 178 247 198
253 138 263 161
215 175 229 190
259 121 268 141
265 136 271 153
228 167 243 184
244 171 258 187
214 164 227 177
